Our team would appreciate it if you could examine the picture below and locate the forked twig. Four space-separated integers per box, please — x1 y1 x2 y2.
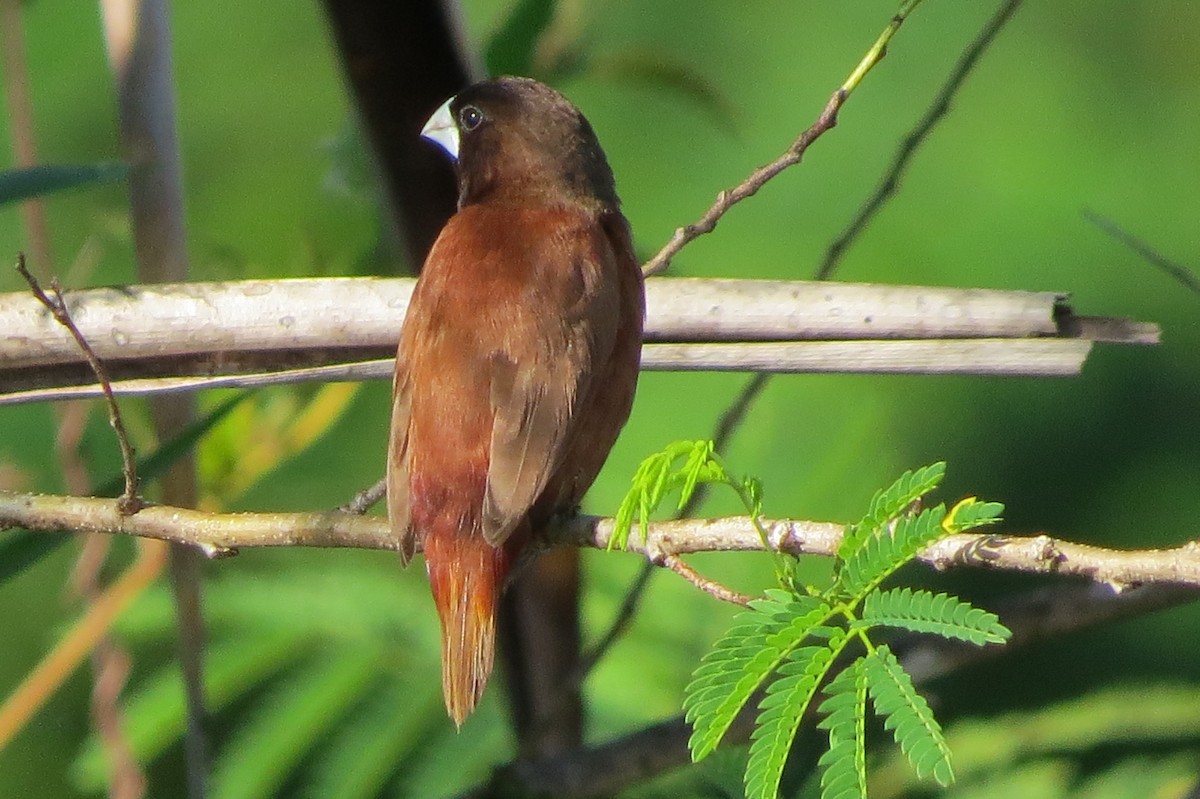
587 0 930 683
340 477 387 514
641 0 925 277
818 0 1024 278
15 254 141 513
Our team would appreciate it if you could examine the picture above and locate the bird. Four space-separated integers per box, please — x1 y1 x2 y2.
387 76 645 727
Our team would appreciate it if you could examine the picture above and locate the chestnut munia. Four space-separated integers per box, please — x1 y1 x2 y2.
387 76 644 726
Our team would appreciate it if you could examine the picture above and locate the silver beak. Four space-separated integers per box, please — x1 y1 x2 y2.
421 98 459 161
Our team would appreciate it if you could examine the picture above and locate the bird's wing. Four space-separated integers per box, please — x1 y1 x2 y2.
387 359 417 563
481 221 621 545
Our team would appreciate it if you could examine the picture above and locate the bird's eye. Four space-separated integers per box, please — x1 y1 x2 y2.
459 105 484 132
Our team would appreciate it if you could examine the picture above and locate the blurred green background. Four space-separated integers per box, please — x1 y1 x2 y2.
1 1 1198 797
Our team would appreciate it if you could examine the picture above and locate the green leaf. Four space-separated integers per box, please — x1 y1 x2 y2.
678 439 718 510
209 649 382 799
864 645 953 787
744 633 845 799
817 661 868 799
742 475 764 518
861 587 1010 645
610 440 728 550
0 162 127 205
837 462 945 565
0 393 248 583
943 498 1005 533
685 593 830 761
836 504 947 600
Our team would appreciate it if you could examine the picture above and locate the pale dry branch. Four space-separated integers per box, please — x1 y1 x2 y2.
0 278 1076 366
339 477 387 515
0 276 1158 403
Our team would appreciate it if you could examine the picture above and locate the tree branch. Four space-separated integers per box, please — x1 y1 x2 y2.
817 0 1024 278
4 491 1199 590
0 276 1158 404
640 0 925 277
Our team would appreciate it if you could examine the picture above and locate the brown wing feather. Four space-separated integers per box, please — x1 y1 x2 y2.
481 218 621 544
387 362 415 563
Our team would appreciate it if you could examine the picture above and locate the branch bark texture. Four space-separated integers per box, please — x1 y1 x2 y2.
3 491 1199 590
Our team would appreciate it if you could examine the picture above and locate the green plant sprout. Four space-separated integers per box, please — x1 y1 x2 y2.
613 442 1011 799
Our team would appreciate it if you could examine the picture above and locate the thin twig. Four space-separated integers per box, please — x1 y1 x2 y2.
818 0 1023 278
340 477 387 514
7 1 146 785
659 554 752 606
578 369 774 677
640 0 925 278
15 255 141 513
593 0 1028 671
1083 209 1200 298
101 0 209 791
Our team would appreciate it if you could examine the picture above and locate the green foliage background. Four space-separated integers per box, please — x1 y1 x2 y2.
1 1 1198 796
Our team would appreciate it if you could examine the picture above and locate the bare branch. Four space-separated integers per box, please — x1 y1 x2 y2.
0 276 1158 404
5 491 1200 590
818 0 1024 278
1084 209 1200 298
569 0 1037 716
15 255 141 512
658 554 752 606
640 0 926 277
339 477 387 515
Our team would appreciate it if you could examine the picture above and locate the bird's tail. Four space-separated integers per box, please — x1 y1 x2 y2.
424 528 511 727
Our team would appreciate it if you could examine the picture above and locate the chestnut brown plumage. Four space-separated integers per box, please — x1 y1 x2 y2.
387 77 644 726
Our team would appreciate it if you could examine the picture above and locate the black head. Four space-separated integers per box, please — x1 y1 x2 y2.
421 76 620 211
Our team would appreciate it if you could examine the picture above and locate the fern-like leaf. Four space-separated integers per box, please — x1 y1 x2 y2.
611 440 727 550
864 645 953 786
837 462 945 565
838 505 947 600
942 498 1005 533
817 660 868 799
679 439 722 508
685 593 830 761
861 588 1010 645
745 633 844 799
